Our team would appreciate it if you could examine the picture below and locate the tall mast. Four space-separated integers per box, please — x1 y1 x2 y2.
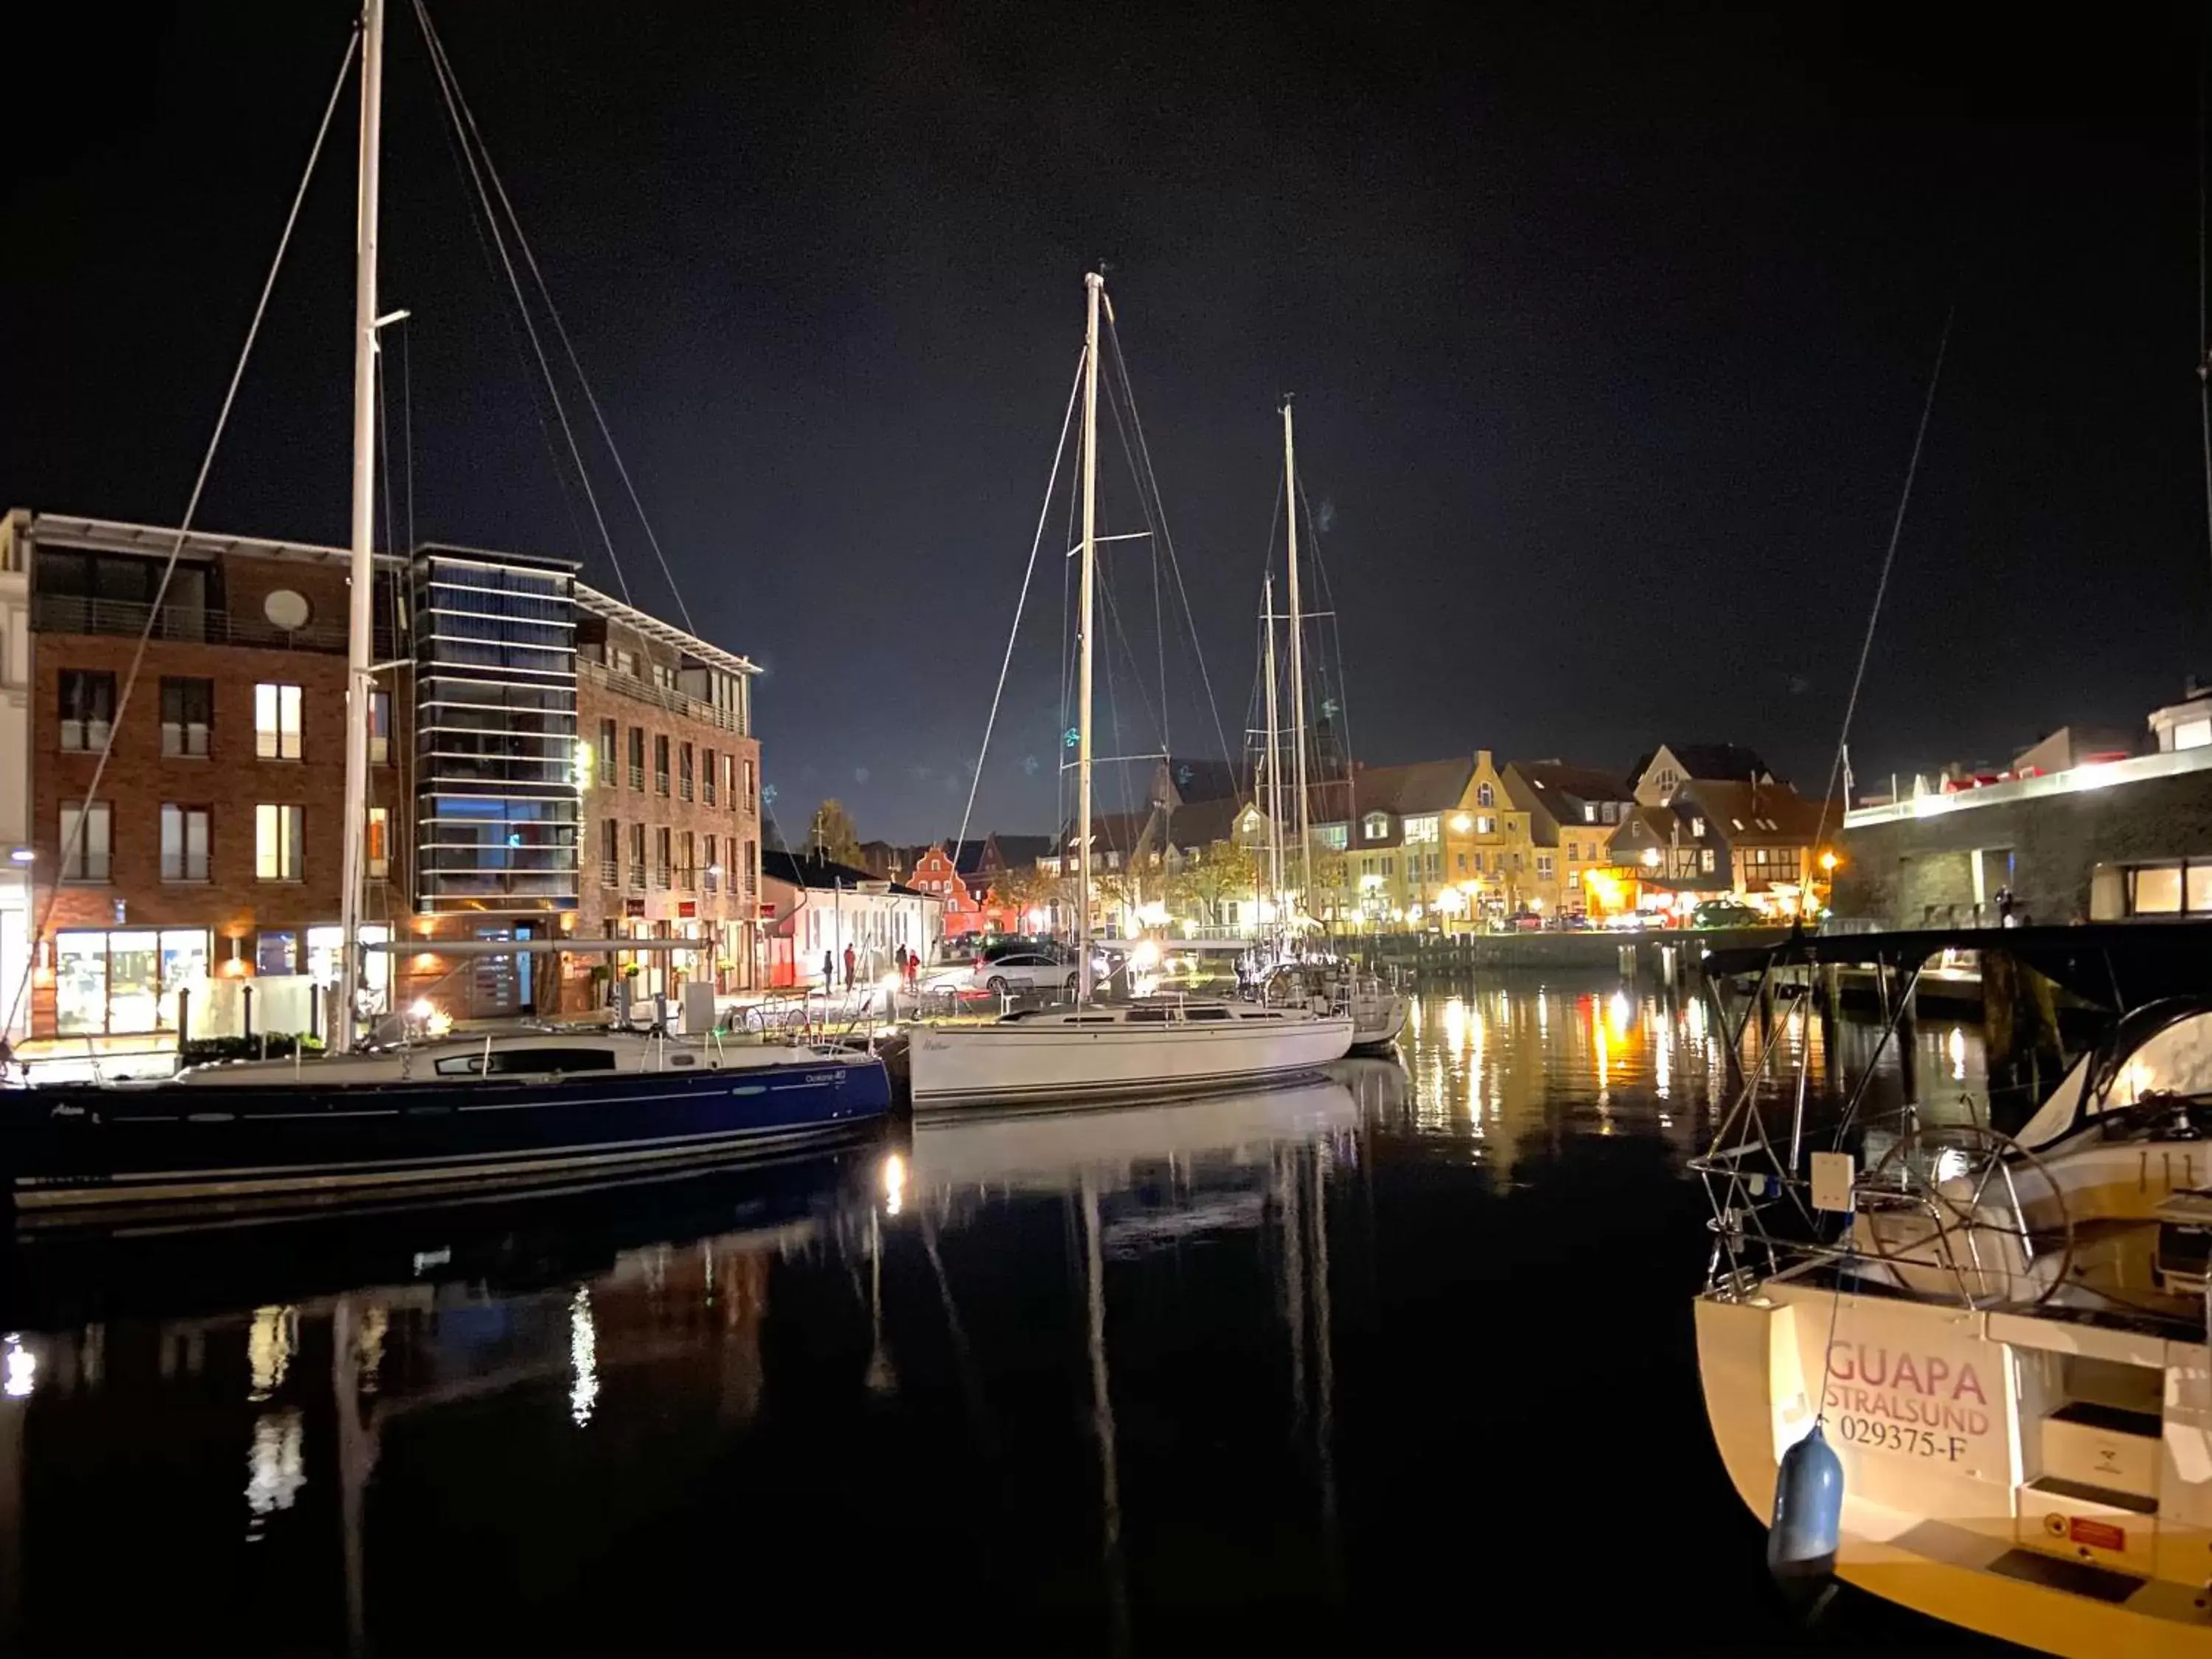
1283 400 1312 914
337 0 385 1044
1076 272 1102 1004
1262 571 1284 927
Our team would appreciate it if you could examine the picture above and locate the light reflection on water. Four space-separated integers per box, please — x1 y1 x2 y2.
0 972 1997 1655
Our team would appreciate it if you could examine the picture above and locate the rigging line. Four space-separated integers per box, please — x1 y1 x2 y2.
952 349 1087 865
410 0 636 610
1813 298 1959 857
401 319 417 554
1 21 361 1044
415 0 696 636
2199 40 2212 607
1102 313 1237 776
1094 552 1166 761
1295 469 1359 819
414 8 590 566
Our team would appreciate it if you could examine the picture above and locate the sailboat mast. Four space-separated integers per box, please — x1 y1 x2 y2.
336 0 385 1045
1077 272 1102 1004
1262 571 1284 922
1283 400 1312 914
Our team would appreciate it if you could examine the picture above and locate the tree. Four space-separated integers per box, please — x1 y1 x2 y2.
807 799 863 867
1307 846 1351 925
993 860 1065 931
1169 840 1261 931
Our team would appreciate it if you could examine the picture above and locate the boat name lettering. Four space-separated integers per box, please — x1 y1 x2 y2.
1825 1343 1986 1404
804 1072 838 1085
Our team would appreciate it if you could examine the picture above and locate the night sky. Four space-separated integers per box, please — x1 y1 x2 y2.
5 3 2208 841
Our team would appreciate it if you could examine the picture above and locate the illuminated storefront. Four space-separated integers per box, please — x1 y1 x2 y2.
55 928 211 1036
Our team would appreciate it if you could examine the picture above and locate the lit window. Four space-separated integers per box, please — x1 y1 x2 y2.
1475 815 1496 835
1403 814 1440 844
367 807 389 879
369 690 391 765
1363 813 1389 841
1702 849 1717 873
1582 803 1596 824
2178 719 2212 751
1537 852 1554 877
60 802 112 882
1690 817 1705 838
255 804 304 880
1318 823 1349 851
1477 783 1495 807
254 684 302 760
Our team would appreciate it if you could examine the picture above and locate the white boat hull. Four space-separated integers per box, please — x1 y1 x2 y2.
1697 1283 2212 1656
908 1013 1355 1107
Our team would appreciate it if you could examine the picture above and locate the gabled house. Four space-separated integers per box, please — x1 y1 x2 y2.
1503 759 1638 917
906 843 985 939
1629 743 1774 807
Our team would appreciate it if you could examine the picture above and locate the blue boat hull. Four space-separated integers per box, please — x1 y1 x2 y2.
2 1054 894 1217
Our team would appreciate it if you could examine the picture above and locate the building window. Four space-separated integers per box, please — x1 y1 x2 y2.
741 757 755 813
627 822 647 891
257 930 298 975
1317 823 1349 851
600 819 619 888
59 669 116 753
1511 852 1523 872
1363 813 1389 841
254 684 303 759
703 748 717 806
2176 718 2212 751
654 827 672 889
598 720 618 789
1690 816 1705 838
679 742 695 802
60 801 112 882
369 690 392 765
679 831 697 890
1476 782 1495 807
55 927 211 1036
1403 814 1440 844
742 838 757 894
2123 862 2212 916
703 833 719 891
1701 848 1717 874
650 661 678 691
654 734 670 796
1537 852 1554 879
1475 815 1495 835
160 677 213 757
367 807 389 878
1382 857 1394 877
1582 803 1596 824
255 804 304 881
611 646 638 679
160 804 210 882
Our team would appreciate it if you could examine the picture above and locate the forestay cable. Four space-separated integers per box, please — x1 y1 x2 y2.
1 24 363 1044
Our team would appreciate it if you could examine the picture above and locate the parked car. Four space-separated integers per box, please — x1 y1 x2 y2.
1549 912 1593 931
1691 900 1764 930
1504 910 1546 933
971 950 1079 998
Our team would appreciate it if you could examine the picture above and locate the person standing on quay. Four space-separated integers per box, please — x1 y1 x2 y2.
822 949 835 993
843 943 857 991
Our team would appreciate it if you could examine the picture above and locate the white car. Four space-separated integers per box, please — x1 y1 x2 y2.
970 950 1081 998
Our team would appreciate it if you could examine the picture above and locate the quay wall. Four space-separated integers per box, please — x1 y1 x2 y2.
1352 928 1790 975
1834 763 2212 929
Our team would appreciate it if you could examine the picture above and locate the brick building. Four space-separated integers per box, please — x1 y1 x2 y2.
4 510 762 1041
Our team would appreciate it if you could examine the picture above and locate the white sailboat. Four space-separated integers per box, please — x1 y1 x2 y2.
1252 400 1406 1052
907 275 1354 1109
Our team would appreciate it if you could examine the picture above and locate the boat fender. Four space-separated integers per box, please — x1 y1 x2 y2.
1767 1421 1843 1580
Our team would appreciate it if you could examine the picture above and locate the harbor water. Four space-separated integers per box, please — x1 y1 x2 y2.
0 970 2024 1655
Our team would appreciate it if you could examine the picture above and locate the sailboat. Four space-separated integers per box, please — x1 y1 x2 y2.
1248 401 1406 1053
0 0 890 1217
906 276 1354 1108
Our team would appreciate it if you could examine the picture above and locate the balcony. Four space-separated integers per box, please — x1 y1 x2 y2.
599 858 619 890
577 658 747 734
627 863 646 893
679 776 694 803
676 865 697 893
655 771 670 797
703 781 717 807
627 764 644 791
35 593 394 656
653 863 672 891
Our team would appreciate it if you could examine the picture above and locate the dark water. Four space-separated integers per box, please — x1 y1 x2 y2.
0 972 2021 1655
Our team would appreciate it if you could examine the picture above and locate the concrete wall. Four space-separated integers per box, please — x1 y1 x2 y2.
1835 764 2212 928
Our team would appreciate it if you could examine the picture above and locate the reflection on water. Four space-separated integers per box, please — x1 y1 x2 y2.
0 973 2000 1655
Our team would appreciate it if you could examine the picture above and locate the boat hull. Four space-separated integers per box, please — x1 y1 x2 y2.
1697 1287 2212 1656
908 1015 1355 1107
1 1054 893 1218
